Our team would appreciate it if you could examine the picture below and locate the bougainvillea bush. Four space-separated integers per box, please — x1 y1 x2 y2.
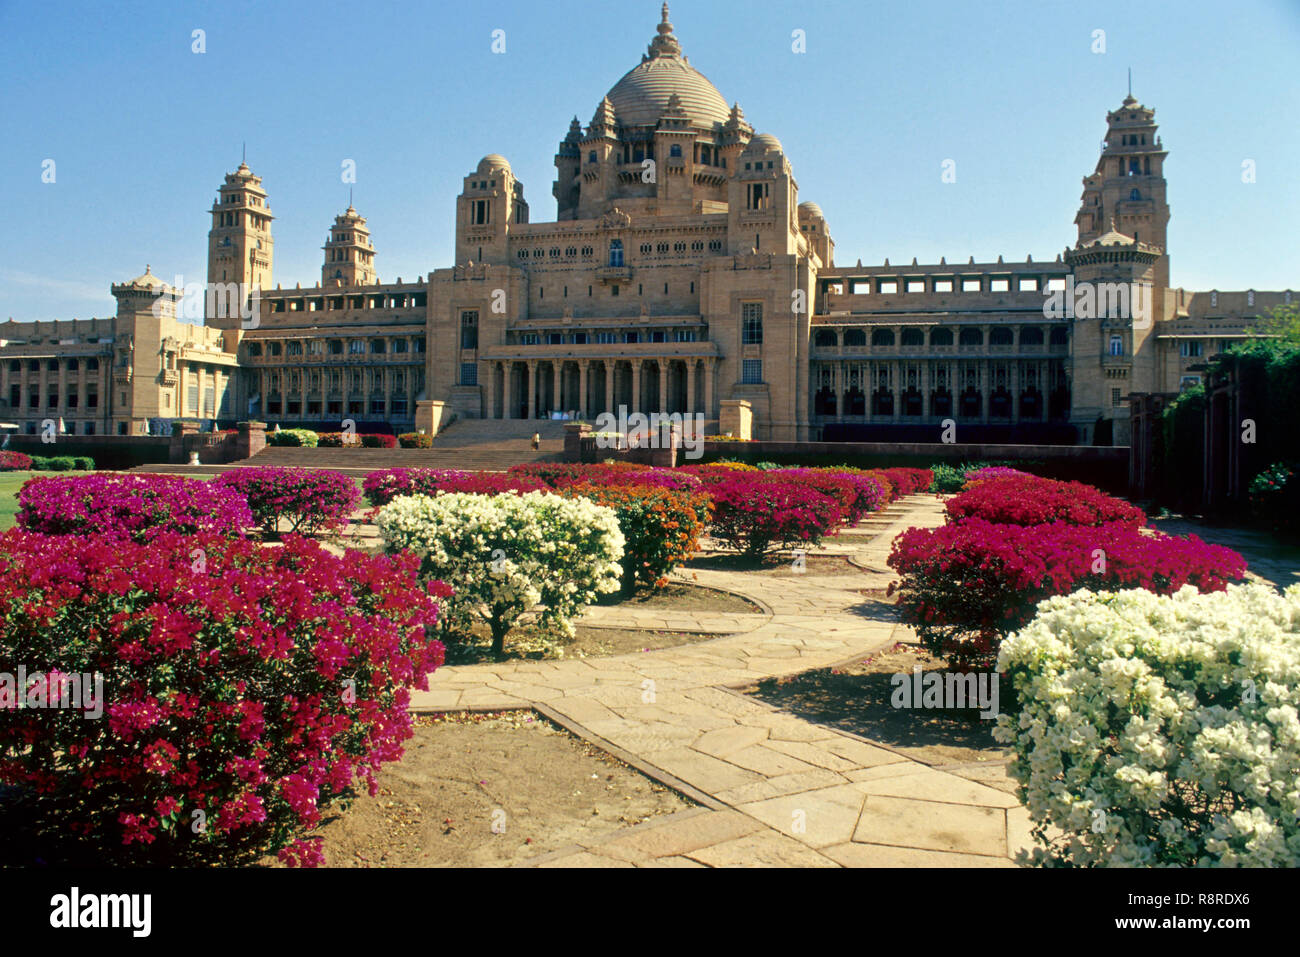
214 467 360 538
944 475 1146 528
0 529 445 867
16 473 254 544
879 467 934 497
708 475 843 558
0 450 33 471
362 468 547 507
375 491 624 656
887 518 1247 668
962 466 1029 485
995 584 1300 867
771 469 886 524
563 482 711 591
506 462 650 487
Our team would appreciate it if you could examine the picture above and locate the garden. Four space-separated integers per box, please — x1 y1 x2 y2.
0 454 1296 868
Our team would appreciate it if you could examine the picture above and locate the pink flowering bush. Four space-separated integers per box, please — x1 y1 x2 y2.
213 467 361 538
363 468 547 507
0 451 32 471
0 529 446 866
887 518 1247 668
770 469 886 524
709 475 844 557
507 462 652 487
945 475 1146 528
16 473 254 543
879 468 934 497
962 466 1029 485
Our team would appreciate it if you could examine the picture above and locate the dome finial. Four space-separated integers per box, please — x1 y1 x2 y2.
648 2 681 58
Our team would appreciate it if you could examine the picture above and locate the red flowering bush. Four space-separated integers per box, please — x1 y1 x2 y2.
16 473 254 544
317 433 399 449
563 483 712 591
213 467 361 537
887 519 1247 668
0 451 33 471
363 468 547 507
507 462 650 486
945 475 1146 527
879 467 934 497
709 475 844 557
398 433 434 449
767 469 863 524
0 529 445 866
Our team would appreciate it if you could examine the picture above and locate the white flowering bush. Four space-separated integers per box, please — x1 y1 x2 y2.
375 491 624 657
995 583 1300 867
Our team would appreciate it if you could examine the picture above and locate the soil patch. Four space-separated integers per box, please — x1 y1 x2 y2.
686 552 868 578
264 711 695 867
596 581 760 614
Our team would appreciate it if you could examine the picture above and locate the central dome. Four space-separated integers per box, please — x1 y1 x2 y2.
605 5 732 129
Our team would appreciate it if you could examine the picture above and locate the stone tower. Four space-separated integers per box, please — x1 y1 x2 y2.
455 154 528 265
207 161 274 299
322 205 376 286
1074 92 1170 297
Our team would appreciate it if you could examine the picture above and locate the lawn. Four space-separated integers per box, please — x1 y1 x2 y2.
0 471 33 531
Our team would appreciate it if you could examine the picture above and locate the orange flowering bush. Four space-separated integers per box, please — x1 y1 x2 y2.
563 482 712 591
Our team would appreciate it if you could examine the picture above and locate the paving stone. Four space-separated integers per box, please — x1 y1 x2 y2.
737 787 868 848
823 842 1016 868
852 794 1007 857
644 747 765 793
534 851 635 868
685 830 840 868
589 809 762 861
691 724 769 757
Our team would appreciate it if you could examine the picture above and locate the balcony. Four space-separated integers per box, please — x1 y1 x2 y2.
595 265 632 284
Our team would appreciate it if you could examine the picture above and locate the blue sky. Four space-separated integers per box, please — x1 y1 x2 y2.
1 0 1297 322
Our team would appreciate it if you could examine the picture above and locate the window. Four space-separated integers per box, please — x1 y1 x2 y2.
959 328 983 348
370 339 387 354
813 329 837 348
844 328 867 347
878 281 898 295
741 359 763 384
934 279 953 293
461 311 478 349
546 333 564 345
460 363 478 386
1109 335 1124 356
871 328 894 347
905 280 925 293
900 328 924 346
747 182 769 210
1180 340 1202 358
1020 326 1044 346
989 327 1014 346
962 278 981 292
1046 277 1067 292
675 330 697 342
596 332 617 344
1112 388 1124 407
990 278 1010 292
930 327 953 346
608 239 623 267
670 144 682 158
624 332 639 344
520 333 540 345
349 339 365 354
741 303 763 344
1018 278 1038 292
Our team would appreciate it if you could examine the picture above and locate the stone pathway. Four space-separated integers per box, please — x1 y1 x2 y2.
407 495 1032 868
1151 514 1300 590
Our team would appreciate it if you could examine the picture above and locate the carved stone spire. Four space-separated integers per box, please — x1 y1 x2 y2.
647 3 681 59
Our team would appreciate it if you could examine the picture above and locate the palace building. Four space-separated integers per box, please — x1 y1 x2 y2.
1 5 1292 444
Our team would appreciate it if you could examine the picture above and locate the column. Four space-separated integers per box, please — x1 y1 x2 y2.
920 360 929 419
578 360 589 418
686 360 697 415
604 361 615 417
891 359 901 423
703 359 714 421
549 361 560 416
658 361 668 414
631 360 642 415
526 360 537 420
486 363 498 420
1011 361 1020 424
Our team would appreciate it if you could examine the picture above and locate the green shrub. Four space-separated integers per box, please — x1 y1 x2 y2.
266 428 319 448
72 456 94 471
46 456 76 472
398 432 434 449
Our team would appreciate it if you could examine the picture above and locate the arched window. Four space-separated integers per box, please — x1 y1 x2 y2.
844 329 867 347
1130 188 1141 201
588 151 597 164
1049 326 1068 346
959 328 983 347
461 311 479 350
900 328 924 346
871 328 894 347
814 329 838 348
1020 326 1044 346
670 144 682 158
608 239 624 267
990 327 1014 346
930 327 954 346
